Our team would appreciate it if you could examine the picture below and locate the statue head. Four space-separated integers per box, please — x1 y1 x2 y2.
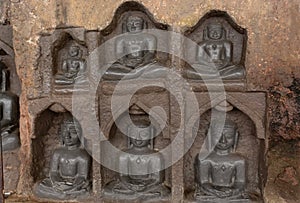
206 23 224 40
128 124 154 148
125 16 145 33
208 117 239 152
59 115 82 147
68 45 81 57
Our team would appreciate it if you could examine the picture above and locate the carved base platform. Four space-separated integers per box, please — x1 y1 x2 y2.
194 196 251 203
187 80 246 92
102 193 171 203
184 191 262 203
53 84 89 94
100 79 167 95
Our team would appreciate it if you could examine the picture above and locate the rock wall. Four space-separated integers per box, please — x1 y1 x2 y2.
0 0 299 202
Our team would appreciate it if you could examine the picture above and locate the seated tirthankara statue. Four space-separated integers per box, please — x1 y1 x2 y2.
103 124 170 200
54 45 87 85
185 23 245 80
34 115 91 200
0 61 20 151
103 15 166 80
194 118 248 201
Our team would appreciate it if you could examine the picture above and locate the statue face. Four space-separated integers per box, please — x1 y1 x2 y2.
212 127 235 151
69 46 80 57
126 16 144 33
208 27 223 40
131 128 151 148
62 123 80 146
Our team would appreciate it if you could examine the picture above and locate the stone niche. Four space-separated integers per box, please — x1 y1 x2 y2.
99 0 171 73
0 24 21 194
31 107 65 184
100 107 172 201
30 104 93 201
38 28 93 95
183 10 248 91
184 92 267 202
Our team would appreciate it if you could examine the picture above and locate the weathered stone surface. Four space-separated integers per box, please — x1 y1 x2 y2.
269 78 300 141
0 0 298 202
0 0 10 24
264 142 300 203
9 0 300 91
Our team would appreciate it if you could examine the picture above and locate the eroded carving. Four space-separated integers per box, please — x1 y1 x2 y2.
34 115 91 200
54 45 87 86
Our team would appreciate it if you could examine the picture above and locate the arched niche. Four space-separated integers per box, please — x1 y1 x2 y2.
31 103 75 183
49 31 89 94
184 107 265 201
184 10 247 67
51 32 88 76
101 1 170 37
100 107 172 192
102 102 169 139
100 1 171 68
0 27 21 95
186 93 266 139
37 27 88 96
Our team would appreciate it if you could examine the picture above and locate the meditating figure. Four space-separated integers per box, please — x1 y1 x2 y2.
34 115 91 200
54 45 87 85
0 61 20 151
186 23 245 80
103 124 170 199
103 15 166 80
194 118 248 201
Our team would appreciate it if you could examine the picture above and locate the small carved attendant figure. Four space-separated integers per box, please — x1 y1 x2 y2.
194 118 248 201
34 115 91 200
186 23 245 80
103 15 166 80
54 45 87 85
103 124 170 200
0 61 20 151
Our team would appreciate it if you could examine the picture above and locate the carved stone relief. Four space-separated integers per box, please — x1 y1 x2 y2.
24 3 267 203
184 11 247 83
102 109 171 201
33 113 91 200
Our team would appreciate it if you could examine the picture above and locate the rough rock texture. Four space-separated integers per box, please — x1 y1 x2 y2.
264 142 300 203
0 0 297 202
0 0 10 24
269 78 300 141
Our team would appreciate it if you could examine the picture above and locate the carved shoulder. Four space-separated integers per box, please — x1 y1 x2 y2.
77 149 91 162
152 151 164 162
53 147 65 155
